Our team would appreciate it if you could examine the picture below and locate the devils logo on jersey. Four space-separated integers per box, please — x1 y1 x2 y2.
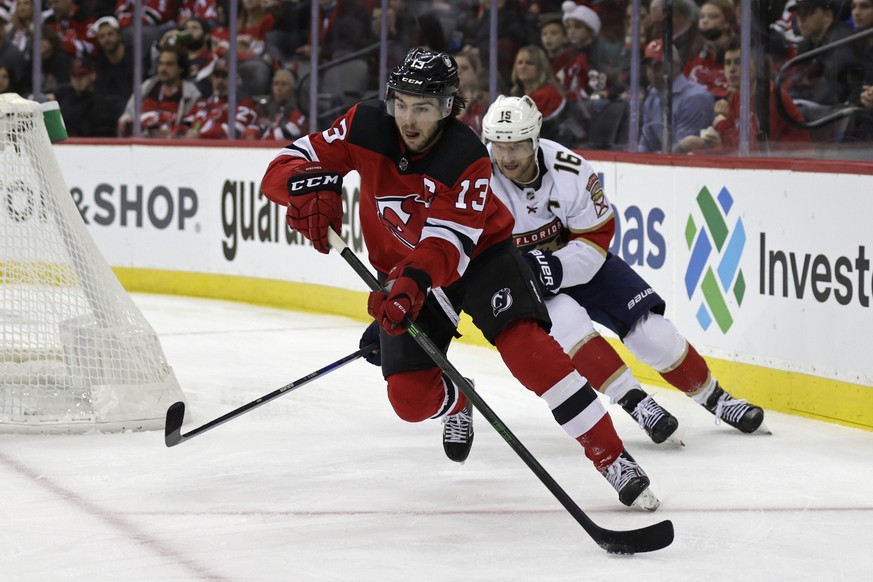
375 193 431 249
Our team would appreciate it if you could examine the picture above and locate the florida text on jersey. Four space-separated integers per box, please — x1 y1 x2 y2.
488 138 616 287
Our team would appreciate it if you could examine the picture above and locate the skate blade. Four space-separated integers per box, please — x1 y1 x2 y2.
753 420 772 435
663 433 686 447
631 487 660 512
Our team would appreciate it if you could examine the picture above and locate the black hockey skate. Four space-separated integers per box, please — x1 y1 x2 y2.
442 402 474 463
702 383 765 434
601 450 659 511
619 389 680 445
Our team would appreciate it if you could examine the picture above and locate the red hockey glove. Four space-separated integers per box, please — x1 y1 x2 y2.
286 162 343 254
367 266 432 336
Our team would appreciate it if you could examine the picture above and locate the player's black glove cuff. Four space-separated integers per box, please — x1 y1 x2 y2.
523 249 563 295
359 320 382 367
286 164 343 197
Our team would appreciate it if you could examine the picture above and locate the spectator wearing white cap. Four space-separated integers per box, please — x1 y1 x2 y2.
552 1 605 102
93 15 136 121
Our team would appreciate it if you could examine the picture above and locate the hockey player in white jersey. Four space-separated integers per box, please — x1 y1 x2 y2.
481 95 766 441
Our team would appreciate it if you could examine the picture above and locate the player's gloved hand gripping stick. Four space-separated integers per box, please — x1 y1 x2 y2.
327 228 674 555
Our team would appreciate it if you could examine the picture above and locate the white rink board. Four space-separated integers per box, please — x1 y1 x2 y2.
600 160 873 386
53 143 873 387
54 144 368 291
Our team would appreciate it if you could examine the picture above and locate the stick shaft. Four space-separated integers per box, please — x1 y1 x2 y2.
165 343 377 446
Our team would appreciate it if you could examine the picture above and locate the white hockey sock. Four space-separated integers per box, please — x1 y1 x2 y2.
602 368 643 404
691 378 718 404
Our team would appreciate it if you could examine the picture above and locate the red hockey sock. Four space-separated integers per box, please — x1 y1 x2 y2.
659 342 711 395
569 334 628 394
494 319 579 397
577 414 624 472
386 368 467 422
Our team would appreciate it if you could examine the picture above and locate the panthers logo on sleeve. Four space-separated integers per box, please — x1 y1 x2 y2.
586 174 609 218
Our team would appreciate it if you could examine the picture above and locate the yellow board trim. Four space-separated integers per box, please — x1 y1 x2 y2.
114 268 873 432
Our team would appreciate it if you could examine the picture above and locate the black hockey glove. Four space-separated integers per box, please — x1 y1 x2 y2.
359 320 382 367
523 249 563 296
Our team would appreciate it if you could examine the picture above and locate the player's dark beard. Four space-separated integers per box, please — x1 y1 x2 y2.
406 125 442 153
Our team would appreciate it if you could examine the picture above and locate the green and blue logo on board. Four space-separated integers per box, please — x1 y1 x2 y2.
684 186 746 333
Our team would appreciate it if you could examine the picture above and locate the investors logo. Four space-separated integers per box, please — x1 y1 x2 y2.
684 186 746 333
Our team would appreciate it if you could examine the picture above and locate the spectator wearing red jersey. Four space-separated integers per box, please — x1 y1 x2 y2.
510 44 586 146
114 0 177 52
45 0 96 58
552 1 600 101
118 47 202 137
174 58 259 139
676 38 811 155
684 0 736 100
540 12 568 63
114 0 175 28
177 0 219 29
249 68 308 140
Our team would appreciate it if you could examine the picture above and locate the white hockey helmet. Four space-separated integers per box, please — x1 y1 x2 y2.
482 95 543 150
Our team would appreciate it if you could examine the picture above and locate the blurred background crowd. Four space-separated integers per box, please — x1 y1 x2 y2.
1 0 871 158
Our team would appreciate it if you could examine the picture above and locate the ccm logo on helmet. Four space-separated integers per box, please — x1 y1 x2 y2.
401 77 424 85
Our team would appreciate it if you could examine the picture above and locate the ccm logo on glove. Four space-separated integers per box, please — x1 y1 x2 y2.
285 162 343 254
288 173 341 192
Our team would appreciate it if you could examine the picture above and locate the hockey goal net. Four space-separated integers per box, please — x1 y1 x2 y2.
0 93 186 433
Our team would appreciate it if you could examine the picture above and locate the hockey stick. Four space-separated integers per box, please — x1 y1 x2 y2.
327 228 674 554
164 343 378 447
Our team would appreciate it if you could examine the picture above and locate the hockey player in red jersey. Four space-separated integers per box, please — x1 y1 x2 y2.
481 95 767 440
260 48 659 510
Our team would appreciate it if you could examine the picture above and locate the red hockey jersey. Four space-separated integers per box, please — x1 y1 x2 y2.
260 100 515 288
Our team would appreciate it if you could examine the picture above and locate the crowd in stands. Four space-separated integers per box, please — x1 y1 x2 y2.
0 0 871 153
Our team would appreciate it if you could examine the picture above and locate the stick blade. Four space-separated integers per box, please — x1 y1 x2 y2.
164 401 187 447
596 519 674 554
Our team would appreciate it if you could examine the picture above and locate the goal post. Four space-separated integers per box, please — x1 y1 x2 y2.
0 93 186 433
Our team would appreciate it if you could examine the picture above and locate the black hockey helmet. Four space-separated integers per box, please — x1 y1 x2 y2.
386 48 459 121
387 48 459 98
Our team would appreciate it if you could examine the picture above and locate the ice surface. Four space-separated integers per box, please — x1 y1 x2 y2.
2 294 871 581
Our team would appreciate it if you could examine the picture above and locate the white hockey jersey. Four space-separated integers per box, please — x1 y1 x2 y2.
488 139 615 288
